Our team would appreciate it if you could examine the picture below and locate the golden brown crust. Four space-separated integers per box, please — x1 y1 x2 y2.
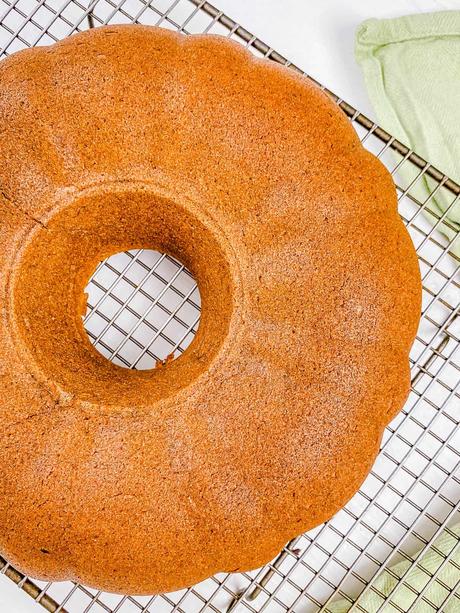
0 25 421 594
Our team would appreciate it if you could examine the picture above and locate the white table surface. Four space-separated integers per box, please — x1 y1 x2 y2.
2 0 458 610
214 0 460 120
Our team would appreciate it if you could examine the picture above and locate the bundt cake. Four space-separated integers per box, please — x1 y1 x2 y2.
0 25 421 594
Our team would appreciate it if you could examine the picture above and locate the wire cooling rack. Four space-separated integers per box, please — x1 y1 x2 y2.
1 1 460 612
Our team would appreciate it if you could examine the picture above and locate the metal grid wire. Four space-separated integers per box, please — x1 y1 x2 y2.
1 0 460 611
83 250 201 370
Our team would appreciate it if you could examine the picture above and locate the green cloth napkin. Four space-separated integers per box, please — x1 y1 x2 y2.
328 523 460 612
355 11 460 256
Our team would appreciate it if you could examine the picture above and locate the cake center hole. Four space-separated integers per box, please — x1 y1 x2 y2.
83 249 201 370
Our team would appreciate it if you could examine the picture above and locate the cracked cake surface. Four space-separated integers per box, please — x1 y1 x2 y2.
0 25 421 594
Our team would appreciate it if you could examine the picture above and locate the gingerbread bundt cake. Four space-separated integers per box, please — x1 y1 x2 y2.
0 25 421 594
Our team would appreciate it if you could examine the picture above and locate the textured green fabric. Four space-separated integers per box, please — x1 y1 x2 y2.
355 11 460 255
328 524 460 612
